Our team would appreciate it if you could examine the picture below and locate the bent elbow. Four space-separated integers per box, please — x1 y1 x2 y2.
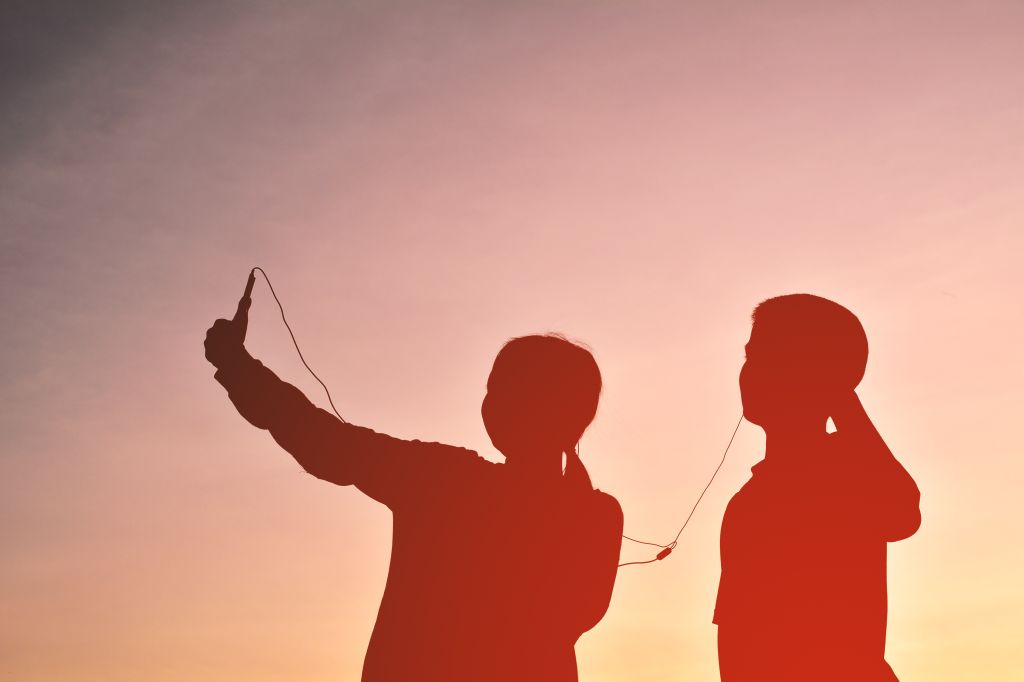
573 592 614 638
883 504 921 542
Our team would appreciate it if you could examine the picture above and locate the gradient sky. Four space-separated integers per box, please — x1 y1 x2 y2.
2 1 1022 680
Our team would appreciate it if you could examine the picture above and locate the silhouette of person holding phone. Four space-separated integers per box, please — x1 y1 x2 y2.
205 310 623 681
715 294 921 681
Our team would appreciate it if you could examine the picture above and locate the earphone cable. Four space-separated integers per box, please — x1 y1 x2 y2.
251 267 347 424
247 266 739 566
618 414 743 567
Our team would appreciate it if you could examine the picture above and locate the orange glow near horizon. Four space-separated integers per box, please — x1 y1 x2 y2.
2 2 1022 680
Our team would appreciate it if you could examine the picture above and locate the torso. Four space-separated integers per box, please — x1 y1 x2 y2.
715 437 892 679
363 454 619 682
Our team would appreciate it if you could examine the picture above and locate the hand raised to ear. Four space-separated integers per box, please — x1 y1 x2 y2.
830 390 866 434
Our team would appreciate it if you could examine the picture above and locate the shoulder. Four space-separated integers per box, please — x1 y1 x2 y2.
723 476 759 520
405 439 505 491
351 426 487 476
726 471 757 502
588 489 625 527
403 437 487 470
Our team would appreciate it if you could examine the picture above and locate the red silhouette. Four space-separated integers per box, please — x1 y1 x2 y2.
205 286 623 681
715 294 921 681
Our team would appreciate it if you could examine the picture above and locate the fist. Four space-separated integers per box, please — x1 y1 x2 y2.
204 318 245 370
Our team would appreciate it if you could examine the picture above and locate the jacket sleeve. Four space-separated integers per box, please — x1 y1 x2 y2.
843 439 921 542
212 351 474 509
826 393 921 542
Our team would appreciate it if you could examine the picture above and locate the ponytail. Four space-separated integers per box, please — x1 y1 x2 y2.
564 445 593 492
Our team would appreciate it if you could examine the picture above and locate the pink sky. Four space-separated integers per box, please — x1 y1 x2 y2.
2 2 1022 680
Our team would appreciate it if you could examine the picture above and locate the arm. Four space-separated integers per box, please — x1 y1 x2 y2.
832 391 921 541
204 318 449 508
211 345 357 483
562 493 624 638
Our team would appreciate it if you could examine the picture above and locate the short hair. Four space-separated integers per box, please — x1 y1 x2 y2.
752 294 869 389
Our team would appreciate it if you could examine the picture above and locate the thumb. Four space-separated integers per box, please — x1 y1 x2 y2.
232 294 251 341
232 269 257 342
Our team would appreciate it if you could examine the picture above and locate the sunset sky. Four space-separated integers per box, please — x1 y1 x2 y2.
2 1 1022 680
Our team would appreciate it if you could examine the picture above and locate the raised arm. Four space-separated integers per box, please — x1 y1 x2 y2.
832 391 922 541
204 317 445 508
206 322 352 481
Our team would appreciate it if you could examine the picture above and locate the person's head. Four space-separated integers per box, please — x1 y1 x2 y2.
740 294 868 429
482 334 601 482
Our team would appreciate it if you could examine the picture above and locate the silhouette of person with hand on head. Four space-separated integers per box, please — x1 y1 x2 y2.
205 309 623 682
715 294 920 681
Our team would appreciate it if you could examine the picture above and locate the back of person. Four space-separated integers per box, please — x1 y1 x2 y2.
363 447 622 681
